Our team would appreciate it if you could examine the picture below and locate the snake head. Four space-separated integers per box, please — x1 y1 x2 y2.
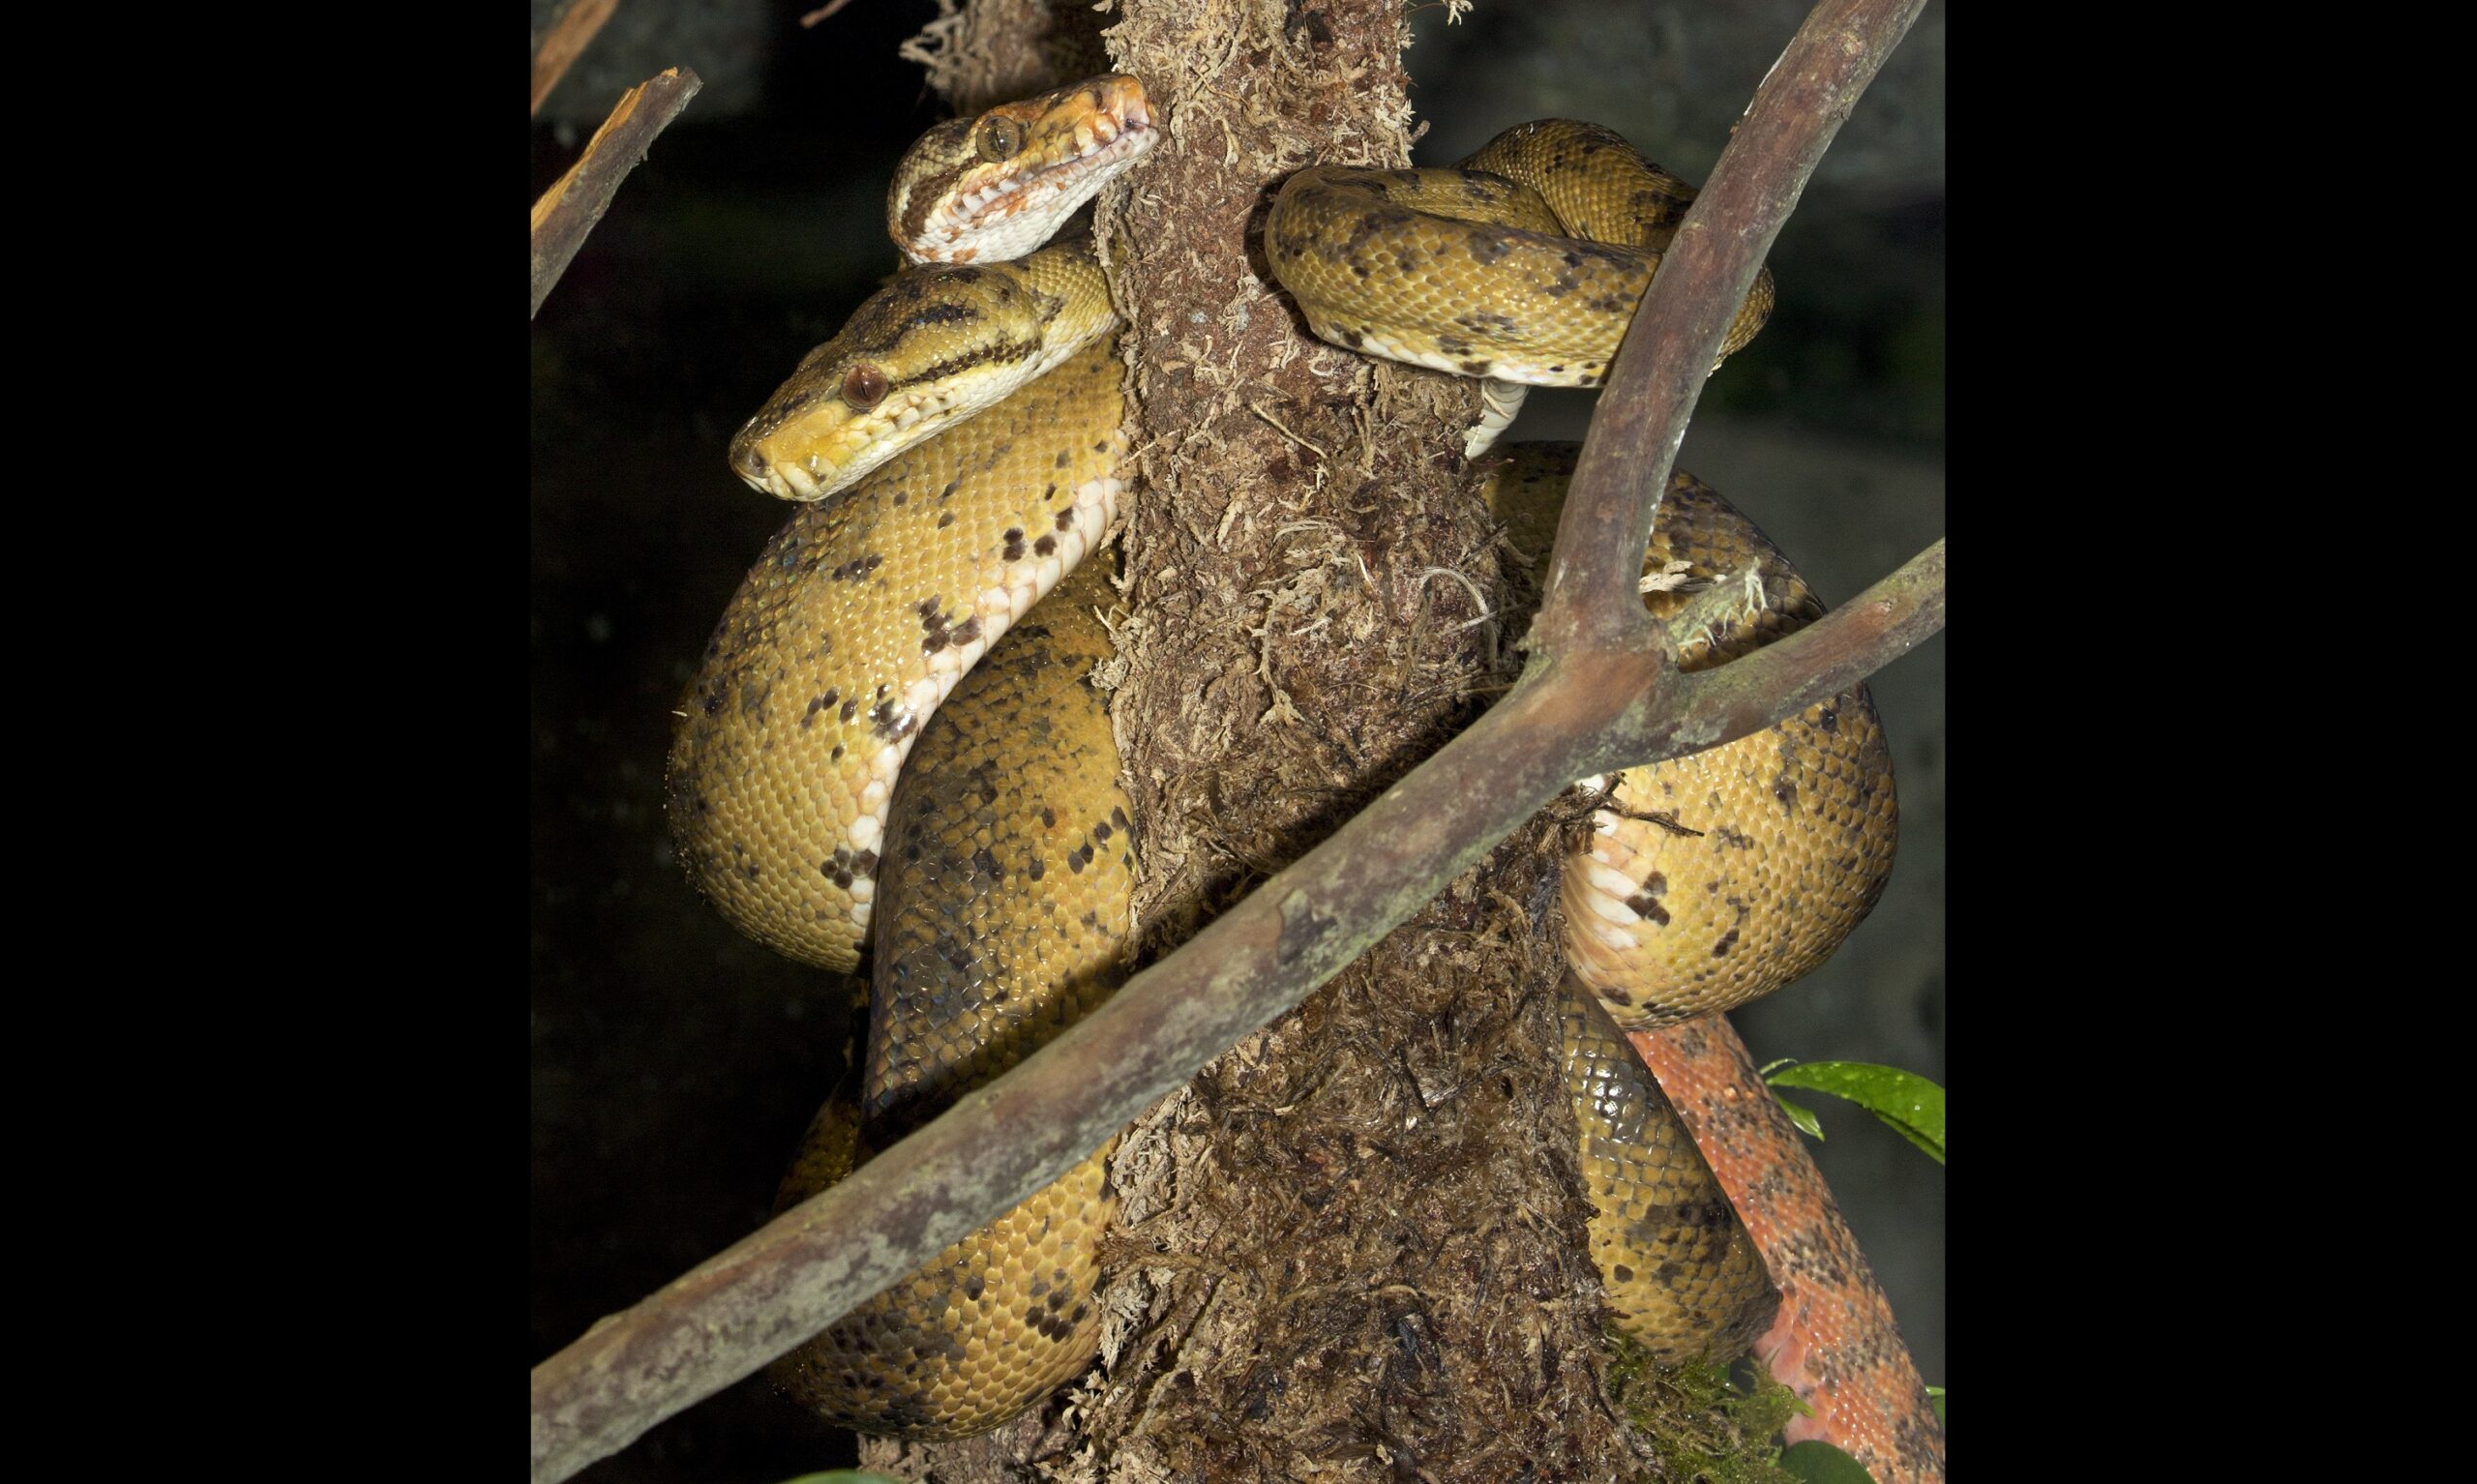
729 260 1077 502
886 74 1156 265
730 75 1149 504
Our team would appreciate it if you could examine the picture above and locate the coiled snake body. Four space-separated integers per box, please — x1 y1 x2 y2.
670 74 1930 1478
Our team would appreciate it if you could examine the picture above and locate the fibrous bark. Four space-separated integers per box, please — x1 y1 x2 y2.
870 0 1645 1477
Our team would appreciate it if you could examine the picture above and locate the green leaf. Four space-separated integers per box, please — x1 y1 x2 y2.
1775 1091 1824 1142
1927 1385 1945 1424
1765 1061 1943 1165
1778 1439 1880 1484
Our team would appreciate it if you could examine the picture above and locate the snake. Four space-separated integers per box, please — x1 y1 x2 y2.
668 74 1934 1479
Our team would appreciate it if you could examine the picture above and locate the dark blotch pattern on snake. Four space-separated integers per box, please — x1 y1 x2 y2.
670 76 1924 1474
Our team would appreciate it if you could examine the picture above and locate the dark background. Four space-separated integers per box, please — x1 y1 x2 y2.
529 3 1943 1477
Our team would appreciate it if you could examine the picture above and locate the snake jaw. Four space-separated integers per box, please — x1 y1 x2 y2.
730 241 1115 504
893 75 1156 266
731 382 974 501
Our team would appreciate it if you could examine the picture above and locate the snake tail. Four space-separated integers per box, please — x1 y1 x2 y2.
1634 1016 1945 1484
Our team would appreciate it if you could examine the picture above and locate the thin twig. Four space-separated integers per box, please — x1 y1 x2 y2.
530 68 702 319
531 0 623 118
1245 401 1329 460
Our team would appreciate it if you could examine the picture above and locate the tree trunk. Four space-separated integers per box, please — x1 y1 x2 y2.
871 1 1655 1476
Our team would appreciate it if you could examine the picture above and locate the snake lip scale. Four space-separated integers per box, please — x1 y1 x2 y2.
895 76 1155 267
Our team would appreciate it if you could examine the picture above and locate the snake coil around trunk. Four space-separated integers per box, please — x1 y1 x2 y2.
668 73 1923 1477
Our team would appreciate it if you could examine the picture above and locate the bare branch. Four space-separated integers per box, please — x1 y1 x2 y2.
529 68 701 319
531 653 1615 1481
1596 537 1945 776
531 0 621 118
529 572 1942 1480
1534 0 1934 657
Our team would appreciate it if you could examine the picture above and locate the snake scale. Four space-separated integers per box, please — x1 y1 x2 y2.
669 74 1935 1480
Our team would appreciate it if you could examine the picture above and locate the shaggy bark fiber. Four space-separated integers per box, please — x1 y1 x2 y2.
863 1 1656 1479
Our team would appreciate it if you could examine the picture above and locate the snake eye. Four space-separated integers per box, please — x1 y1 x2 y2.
841 364 889 410
976 115 1024 163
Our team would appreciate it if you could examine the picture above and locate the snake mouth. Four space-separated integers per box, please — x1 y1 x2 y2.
900 78 1157 264
731 384 972 502
950 113 1151 229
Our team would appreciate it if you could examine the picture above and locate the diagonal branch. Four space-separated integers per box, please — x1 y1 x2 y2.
528 0 1938 1477
1536 0 1934 655
529 67 701 319
531 0 622 117
1599 537 1944 774
530 564 1942 1483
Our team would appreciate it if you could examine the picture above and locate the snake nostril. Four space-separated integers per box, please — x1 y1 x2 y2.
729 427 772 485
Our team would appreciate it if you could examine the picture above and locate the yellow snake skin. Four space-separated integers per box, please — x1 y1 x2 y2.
672 338 1128 973
728 244 1120 504
1560 976 1776 1361
1480 448 1898 1028
768 551 1136 1438
1266 119 1775 456
674 75 1155 1440
672 82 1898 1439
